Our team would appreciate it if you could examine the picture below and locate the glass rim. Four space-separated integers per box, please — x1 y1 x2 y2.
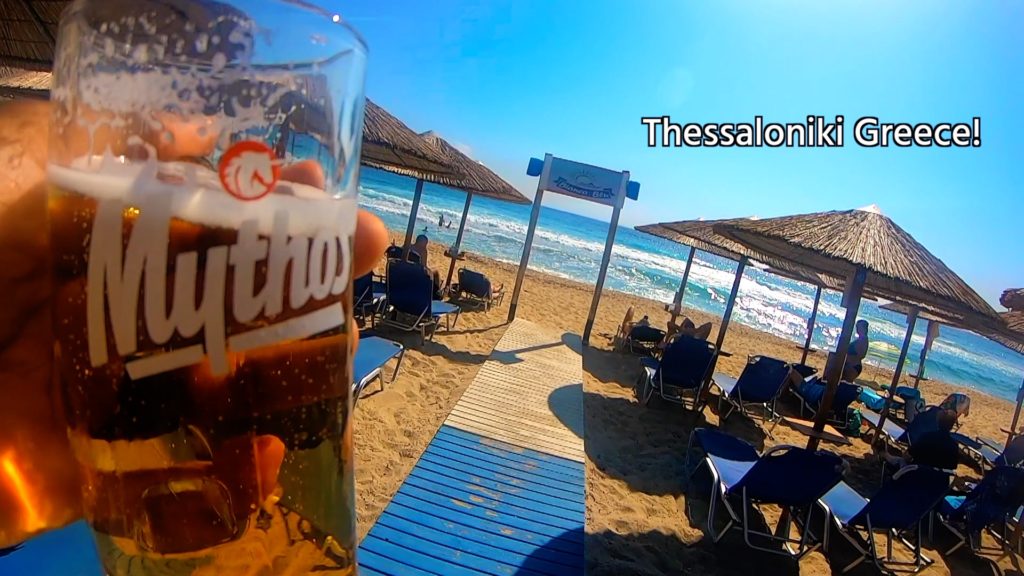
63 0 370 68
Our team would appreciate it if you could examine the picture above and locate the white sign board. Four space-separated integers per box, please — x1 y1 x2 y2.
542 157 625 207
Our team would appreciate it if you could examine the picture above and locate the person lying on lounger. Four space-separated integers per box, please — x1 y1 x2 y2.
880 408 960 471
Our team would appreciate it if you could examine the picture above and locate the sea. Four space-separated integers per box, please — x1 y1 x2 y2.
357 166 1024 404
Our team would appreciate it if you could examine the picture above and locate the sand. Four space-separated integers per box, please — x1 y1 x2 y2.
353 230 1022 575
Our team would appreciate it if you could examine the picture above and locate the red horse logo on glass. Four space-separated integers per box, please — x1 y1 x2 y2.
218 141 281 201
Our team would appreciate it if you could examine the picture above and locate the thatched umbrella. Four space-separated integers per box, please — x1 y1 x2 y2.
715 205 1000 449
636 217 842 365
360 100 471 255
0 0 64 73
637 218 757 359
418 131 530 290
1001 288 1024 312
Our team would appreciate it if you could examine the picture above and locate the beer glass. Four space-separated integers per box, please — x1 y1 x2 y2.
47 1 367 574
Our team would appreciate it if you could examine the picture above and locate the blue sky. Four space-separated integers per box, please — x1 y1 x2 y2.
337 0 1023 308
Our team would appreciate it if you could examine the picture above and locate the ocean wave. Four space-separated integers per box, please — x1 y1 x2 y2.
357 182 1024 402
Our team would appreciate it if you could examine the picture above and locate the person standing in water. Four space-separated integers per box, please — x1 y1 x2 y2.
843 319 870 381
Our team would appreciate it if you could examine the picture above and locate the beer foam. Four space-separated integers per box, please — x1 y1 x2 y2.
48 156 356 237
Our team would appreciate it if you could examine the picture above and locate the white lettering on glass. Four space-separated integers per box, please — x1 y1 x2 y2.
86 197 349 379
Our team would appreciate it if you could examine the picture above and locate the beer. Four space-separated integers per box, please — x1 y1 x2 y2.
49 157 358 574
46 2 366 572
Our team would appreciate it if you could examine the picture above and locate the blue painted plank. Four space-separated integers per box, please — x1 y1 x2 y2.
369 524 544 576
418 452 582 503
391 488 583 542
360 536 486 576
431 434 585 485
382 500 583 557
408 467 583 522
372 516 573 576
415 459 585 514
401 475 583 533
436 426 585 479
376 508 583 571
358 547 436 576
424 442 584 494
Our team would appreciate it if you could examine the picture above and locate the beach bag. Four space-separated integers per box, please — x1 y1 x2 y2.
846 408 862 437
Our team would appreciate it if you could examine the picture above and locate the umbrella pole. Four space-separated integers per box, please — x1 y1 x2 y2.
402 179 425 259
912 320 936 389
1008 377 1024 449
669 246 696 324
713 257 747 356
807 267 867 451
444 194 473 292
800 285 822 365
871 307 919 444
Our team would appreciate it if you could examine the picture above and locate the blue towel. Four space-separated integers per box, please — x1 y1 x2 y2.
860 388 886 411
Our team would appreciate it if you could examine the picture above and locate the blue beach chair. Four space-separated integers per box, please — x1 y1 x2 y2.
636 335 717 409
684 427 760 484
382 260 460 344
703 445 845 559
953 433 1024 471
793 377 863 429
353 335 405 404
354 271 387 327
454 268 505 311
860 409 908 447
711 355 793 432
934 466 1024 555
816 465 951 574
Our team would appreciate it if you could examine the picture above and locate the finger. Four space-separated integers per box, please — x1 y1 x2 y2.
354 210 387 280
254 435 285 503
279 160 325 189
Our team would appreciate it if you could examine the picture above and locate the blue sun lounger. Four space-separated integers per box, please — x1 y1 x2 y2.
637 335 717 410
354 335 405 404
816 465 950 574
711 355 792 433
953 433 1024 470
860 409 908 446
934 465 1024 555
702 445 845 559
683 427 760 485
382 260 460 344
355 271 387 327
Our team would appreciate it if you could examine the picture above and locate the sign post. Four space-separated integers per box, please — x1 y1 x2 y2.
507 154 640 347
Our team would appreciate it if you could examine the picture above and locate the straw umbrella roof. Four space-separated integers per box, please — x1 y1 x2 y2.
714 205 999 327
361 99 466 187
419 131 529 205
988 311 1024 355
636 218 750 262
1001 288 1024 311
879 301 967 327
637 216 851 286
0 0 65 71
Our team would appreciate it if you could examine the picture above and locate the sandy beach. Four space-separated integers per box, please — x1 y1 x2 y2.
353 230 1021 575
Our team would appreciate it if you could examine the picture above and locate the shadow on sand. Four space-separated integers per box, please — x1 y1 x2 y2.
511 528 799 576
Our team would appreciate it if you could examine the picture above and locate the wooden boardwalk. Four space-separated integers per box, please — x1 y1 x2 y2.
359 319 586 575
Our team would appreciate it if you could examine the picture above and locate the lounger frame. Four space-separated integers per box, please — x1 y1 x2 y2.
701 445 824 559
